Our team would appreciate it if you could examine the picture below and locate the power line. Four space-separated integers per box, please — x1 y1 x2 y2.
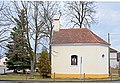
110 33 120 35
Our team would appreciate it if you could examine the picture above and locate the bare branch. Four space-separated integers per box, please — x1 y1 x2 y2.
64 1 96 28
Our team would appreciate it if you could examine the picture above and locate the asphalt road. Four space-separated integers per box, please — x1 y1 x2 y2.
0 81 120 83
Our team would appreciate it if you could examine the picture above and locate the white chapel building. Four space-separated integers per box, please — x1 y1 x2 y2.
51 19 110 78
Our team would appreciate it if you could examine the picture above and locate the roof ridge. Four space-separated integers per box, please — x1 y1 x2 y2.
59 28 87 30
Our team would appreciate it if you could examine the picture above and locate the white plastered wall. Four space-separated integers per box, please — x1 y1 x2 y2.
51 44 109 75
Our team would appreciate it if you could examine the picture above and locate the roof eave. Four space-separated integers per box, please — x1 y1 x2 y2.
51 43 110 47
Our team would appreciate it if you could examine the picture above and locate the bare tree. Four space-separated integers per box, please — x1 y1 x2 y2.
64 1 96 28
16 1 46 78
20 1 34 78
1 1 61 77
39 1 61 61
28 1 45 69
0 1 4 11
2 1 48 78
0 1 10 51
18 1 60 76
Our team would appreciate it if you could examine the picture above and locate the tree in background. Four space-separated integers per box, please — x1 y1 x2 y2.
38 47 51 78
1 1 60 77
1 1 34 77
0 1 10 52
40 1 61 62
6 9 31 73
65 1 96 28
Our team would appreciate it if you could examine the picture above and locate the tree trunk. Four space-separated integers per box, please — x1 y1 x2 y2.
23 69 26 74
14 69 17 73
34 2 38 69
25 8 34 78
30 59 34 78
49 26 53 63
49 45 51 62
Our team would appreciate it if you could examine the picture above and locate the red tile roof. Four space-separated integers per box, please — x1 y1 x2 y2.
51 28 109 45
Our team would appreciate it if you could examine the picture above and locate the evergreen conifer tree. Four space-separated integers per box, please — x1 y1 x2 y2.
6 9 31 73
38 48 51 78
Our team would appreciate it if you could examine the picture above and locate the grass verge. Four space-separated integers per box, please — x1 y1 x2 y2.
0 72 120 81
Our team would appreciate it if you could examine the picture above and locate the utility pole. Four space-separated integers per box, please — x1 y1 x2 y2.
108 33 111 76
108 33 110 43
80 56 82 80
118 59 120 77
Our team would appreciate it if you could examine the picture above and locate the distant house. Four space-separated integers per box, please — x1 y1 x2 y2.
117 52 120 62
0 56 8 66
51 19 110 78
110 48 118 68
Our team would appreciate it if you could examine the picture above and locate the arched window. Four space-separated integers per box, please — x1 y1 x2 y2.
71 55 78 65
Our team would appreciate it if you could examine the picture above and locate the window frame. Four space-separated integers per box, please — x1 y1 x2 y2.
71 55 78 65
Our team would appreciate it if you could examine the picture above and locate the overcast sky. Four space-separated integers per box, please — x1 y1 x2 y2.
90 2 120 51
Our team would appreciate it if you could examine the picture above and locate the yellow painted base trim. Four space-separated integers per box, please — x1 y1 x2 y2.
51 73 109 79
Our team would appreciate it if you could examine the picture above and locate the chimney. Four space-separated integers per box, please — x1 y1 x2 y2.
54 16 60 32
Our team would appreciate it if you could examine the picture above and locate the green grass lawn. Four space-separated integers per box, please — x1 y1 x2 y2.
0 72 120 81
0 74 26 80
0 72 53 81
111 68 119 74
0 72 41 80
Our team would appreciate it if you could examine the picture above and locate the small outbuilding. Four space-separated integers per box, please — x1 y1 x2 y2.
51 19 110 78
110 48 118 68
0 56 8 67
